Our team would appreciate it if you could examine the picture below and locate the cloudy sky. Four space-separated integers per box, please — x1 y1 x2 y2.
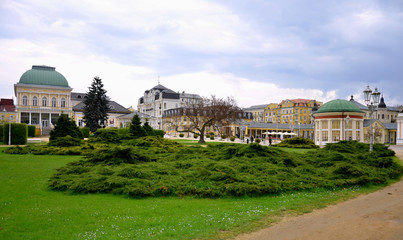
1 0 402 108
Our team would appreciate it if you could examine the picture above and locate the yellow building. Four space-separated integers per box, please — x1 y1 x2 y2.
14 65 73 135
270 99 322 124
0 98 17 123
263 103 279 123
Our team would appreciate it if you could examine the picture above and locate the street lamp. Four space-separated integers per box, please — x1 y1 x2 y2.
363 85 381 152
345 115 350 140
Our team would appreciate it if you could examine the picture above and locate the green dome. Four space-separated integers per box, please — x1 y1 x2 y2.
315 99 363 114
19 65 69 87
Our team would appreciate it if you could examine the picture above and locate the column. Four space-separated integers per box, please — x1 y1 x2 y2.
340 119 344 141
352 119 357 140
328 120 332 143
29 112 31 124
317 120 323 146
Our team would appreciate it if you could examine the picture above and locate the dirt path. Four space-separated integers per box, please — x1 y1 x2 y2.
234 145 403 240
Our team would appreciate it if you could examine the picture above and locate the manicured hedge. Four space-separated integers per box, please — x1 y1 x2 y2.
3 123 27 145
28 125 36 137
0 124 3 143
153 130 164 138
80 127 90 138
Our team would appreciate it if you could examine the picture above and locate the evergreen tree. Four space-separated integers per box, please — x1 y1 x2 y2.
129 114 146 138
143 118 154 136
49 115 83 141
83 76 110 132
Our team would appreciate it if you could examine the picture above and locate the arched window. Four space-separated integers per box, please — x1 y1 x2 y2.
22 96 28 106
33 96 38 106
42 97 47 107
61 98 66 108
52 97 57 107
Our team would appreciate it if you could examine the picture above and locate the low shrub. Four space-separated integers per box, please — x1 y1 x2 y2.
209 135 215 140
221 135 227 139
45 139 403 198
48 135 83 147
179 133 184 138
92 128 122 143
193 134 199 139
275 137 318 149
28 125 36 137
230 136 235 141
255 138 261 144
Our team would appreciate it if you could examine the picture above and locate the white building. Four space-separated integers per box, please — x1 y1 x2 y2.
137 84 201 129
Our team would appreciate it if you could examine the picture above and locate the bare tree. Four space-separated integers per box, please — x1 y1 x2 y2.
164 96 243 143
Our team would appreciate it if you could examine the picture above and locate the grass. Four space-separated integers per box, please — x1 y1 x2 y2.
0 146 397 240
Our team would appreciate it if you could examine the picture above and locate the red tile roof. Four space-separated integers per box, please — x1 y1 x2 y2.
0 98 16 112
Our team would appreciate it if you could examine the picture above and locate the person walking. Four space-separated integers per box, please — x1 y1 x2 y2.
269 136 272 146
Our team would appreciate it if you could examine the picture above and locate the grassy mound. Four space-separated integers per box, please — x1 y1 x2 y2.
275 137 318 149
48 141 403 198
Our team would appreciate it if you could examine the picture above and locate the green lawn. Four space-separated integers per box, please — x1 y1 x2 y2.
0 147 393 240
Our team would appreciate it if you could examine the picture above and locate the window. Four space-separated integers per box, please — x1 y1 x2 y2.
52 97 57 107
332 120 340 129
22 96 28 106
322 121 328 129
10 116 14 121
61 98 66 108
1 115 4 121
382 114 384 119
33 96 38 106
322 131 328 141
42 97 47 106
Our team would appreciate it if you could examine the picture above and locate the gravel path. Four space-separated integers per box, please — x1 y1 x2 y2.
233 145 403 240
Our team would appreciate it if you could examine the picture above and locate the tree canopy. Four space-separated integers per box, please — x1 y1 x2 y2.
83 76 110 132
165 96 243 143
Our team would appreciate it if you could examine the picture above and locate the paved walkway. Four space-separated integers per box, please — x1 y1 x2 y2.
234 145 403 240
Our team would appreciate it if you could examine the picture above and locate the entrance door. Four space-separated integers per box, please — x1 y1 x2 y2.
42 119 49 128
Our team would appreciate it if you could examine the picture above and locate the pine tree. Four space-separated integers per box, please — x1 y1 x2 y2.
83 76 110 132
143 118 154 136
129 114 146 138
49 114 83 141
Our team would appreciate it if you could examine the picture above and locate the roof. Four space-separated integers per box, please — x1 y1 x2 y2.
244 104 269 111
349 95 368 110
0 98 15 112
363 119 397 130
18 65 70 88
117 111 154 119
279 98 313 106
71 92 86 101
315 99 363 114
73 100 131 114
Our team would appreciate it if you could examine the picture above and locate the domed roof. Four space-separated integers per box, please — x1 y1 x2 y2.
18 65 69 87
315 99 363 114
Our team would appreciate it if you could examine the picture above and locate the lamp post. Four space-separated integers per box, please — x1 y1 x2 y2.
345 115 350 140
363 85 381 152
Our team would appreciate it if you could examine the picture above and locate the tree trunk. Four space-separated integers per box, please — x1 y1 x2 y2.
198 126 206 143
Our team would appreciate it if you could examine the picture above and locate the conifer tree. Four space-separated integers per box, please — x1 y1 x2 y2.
49 114 83 141
129 114 146 138
83 76 110 132
143 118 154 136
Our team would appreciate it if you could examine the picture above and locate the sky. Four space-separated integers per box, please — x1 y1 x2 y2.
0 0 402 108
